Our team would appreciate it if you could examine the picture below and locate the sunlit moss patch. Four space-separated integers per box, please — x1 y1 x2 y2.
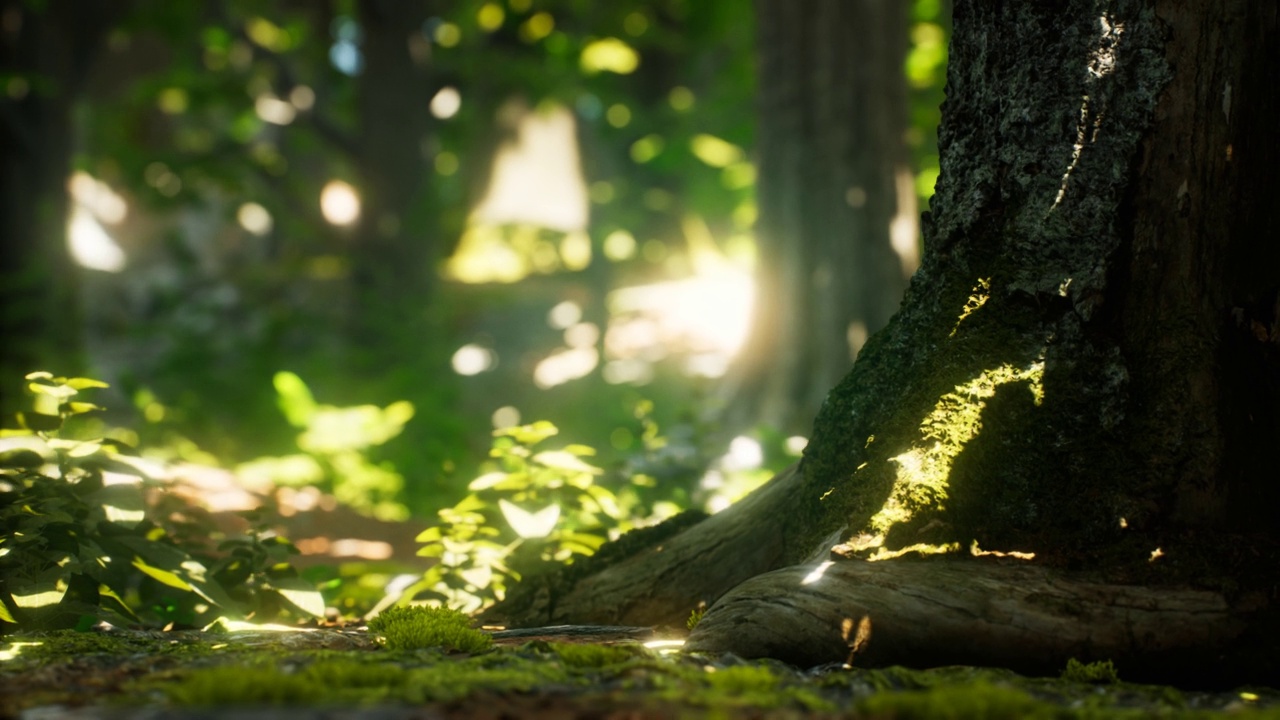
366 606 492 653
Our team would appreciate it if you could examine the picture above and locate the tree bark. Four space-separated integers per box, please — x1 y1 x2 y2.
685 557 1259 686
346 0 440 355
718 0 916 438
488 0 1280 683
0 0 120 413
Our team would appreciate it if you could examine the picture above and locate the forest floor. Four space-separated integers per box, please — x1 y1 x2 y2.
1 625 1277 719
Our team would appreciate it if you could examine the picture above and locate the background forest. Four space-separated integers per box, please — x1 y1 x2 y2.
0 0 948 625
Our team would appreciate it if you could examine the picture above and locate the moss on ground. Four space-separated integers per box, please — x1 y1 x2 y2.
366 605 492 653
2 627 1279 717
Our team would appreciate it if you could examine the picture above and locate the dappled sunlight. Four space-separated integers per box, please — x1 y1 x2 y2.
469 102 587 233
0 641 42 662
867 541 959 562
452 343 498 375
253 93 296 125
448 100 590 282
294 536 393 561
67 171 128 272
580 37 640 75
533 346 599 389
970 540 1034 560
606 256 753 381
890 165 921 276
236 202 273 236
700 435 773 514
68 208 127 272
1050 13 1124 212
949 278 990 337
801 560 835 585
320 180 360 225
862 359 1046 550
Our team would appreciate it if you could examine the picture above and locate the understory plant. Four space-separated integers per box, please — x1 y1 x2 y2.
233 371 413 522
410 420 644 612
0 372 322 630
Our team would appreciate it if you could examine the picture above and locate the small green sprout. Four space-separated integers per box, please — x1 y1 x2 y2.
686 605 706 630
366 606 493 653
1061 658 1119 684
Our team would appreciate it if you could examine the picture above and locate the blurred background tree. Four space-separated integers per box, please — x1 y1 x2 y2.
0 0 948 554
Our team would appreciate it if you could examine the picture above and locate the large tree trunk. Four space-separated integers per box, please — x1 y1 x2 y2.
346 0 440 356
487 0 1280 684
718 0 917 437
0 0 119 413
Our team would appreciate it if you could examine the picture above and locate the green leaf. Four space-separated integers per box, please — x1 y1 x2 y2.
584 484 622 519
450 494 488 514
11 581 67 608
24 371 54 381
533 450 602 475
132 556 193 591
498 499 560 539
65 378 109 390
18 411 62 432
560 531 607 551
495 420 559 446
0 448 44 469
0 599 15 624
467 471 508 491
66 402 102 415
415 526 443 542
97 585 139 621
87 483 146 528
273 371 317 427
270 578 326 617
28 382 76 399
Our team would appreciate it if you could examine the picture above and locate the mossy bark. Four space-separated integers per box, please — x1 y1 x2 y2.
489 0 1280 680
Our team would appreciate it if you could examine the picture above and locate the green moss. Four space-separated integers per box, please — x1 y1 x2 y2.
7 629 214 664
163 654 573 707
1061 658 1119 684
366 605 492 653
551 641 645 667
857 682 1053 719
706 665 779 694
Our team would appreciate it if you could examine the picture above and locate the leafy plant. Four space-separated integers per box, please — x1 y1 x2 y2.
366 605 492 653
686 605 706 631
411 420 640 612
0 372 322 630
234 372 413 522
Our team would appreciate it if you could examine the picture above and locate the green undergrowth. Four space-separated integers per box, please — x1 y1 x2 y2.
3 629 1279 717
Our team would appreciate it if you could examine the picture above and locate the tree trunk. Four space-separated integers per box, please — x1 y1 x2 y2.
0 0 119 413
346 0 440 355
718 0 916 438
488 0 1280 684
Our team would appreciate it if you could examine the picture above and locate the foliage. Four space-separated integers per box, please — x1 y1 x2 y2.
366 605 492 654
234 371 413 521
686 605 705 631
1062 658 1120 684
410 420 643 611
0 372 321 630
